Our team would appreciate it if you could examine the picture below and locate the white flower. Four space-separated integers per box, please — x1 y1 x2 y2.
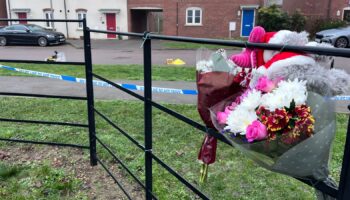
224 106 257 135
261 78 308 111
239 90 262 111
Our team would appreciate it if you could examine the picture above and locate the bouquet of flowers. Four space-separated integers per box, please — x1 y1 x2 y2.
196 48 246 182
211 75 336 181
202 26 350 198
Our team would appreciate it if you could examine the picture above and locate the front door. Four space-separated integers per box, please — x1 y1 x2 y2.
17 12 27 24
241 9 254 37
106 13 116 38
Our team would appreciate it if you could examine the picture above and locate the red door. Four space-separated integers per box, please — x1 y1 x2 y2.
106 13 116 38
18 13 27 24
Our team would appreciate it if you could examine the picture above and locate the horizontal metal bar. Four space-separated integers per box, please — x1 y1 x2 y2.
149 34 350 58
89 29 144 37
0 118 89 128
0 137 89 149
94 108 145 151
96 158 133 200
95 136 158 200
92 73 145 101
0 18 82 22
0 92 87 100
296 178 338 198
152 153 210 200
150 101 232 146
0 59 85 65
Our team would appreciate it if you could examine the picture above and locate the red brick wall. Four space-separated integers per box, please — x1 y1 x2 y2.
330 0 350 20
0 0 7 26
128 0 263 38
282 0 350 20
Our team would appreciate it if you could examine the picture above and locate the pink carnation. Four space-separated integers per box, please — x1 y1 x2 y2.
255 76 275 93
217 112 228 125
246 120 268 143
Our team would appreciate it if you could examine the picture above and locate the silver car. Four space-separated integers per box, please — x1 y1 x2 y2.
315 26 350 48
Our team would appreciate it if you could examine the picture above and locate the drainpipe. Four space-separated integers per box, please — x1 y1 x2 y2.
326 0 331 19
176 1 178 36
50 0 55 29
63 0 69 38
7 0 12 25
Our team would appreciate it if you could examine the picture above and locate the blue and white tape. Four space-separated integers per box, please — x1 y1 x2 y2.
0 64 198 95
0 64 349 101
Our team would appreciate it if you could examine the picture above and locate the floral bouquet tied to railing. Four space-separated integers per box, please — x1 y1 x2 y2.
196 26 350 198
211 75 336 181
196 48 246 182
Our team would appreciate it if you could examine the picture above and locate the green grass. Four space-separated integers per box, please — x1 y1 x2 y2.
0 97 348 199
0 63 196 81
162 41 243 50
0 163 86 199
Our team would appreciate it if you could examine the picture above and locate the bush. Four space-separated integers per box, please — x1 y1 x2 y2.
257 5 290 31
289 10 307 32
256 5 306 32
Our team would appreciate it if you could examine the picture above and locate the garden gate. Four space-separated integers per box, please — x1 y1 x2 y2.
0 18 349 199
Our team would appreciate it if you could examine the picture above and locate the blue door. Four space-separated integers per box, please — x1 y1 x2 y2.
241 9 255 37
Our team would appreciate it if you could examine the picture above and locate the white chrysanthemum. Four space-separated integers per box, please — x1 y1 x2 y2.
261 78 308 111
224 106 257 135
239 90 262 110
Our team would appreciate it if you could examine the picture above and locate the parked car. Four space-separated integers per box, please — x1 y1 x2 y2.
0 24 66 47
315 26 350 48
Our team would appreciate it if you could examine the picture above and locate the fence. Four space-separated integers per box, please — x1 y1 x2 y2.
0 18 349 199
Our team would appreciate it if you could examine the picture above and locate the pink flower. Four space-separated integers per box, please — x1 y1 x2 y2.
246 120 268 143
255 76 275 93
217 112 228 125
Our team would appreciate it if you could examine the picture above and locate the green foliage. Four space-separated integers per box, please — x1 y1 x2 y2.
289 10 307 32
257 5 306 32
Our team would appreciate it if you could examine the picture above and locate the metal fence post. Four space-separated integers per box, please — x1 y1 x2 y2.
83 18 97 166
143 31 153 200
338 105 350 199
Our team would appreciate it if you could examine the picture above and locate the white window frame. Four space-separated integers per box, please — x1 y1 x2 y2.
77 11 87 29
186 7 202 26
44 11 54 28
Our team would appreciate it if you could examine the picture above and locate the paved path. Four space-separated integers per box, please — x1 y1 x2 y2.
0 76 348 113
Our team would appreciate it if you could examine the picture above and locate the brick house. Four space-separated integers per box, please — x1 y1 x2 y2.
282 0 350 22
5 0 128 39
0 0 7 26
128 0 264 38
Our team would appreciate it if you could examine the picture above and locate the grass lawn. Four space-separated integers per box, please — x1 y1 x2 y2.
0 97 348 199
161 40 245 50
0 162 86 199
0 63 196 82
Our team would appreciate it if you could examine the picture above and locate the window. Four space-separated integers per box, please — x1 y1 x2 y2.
44 11 54 28
77 12 87 29
186 7 202 25
5 25 27 31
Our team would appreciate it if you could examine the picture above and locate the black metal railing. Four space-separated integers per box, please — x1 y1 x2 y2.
87 28 350 200
0 19 93 151
0 18 349 199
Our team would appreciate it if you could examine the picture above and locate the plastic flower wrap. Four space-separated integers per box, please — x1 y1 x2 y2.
210 75 336 182
196 48 245 182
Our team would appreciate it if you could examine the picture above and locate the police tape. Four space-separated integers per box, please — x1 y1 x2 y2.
0 64 198 95
0 64 349 101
